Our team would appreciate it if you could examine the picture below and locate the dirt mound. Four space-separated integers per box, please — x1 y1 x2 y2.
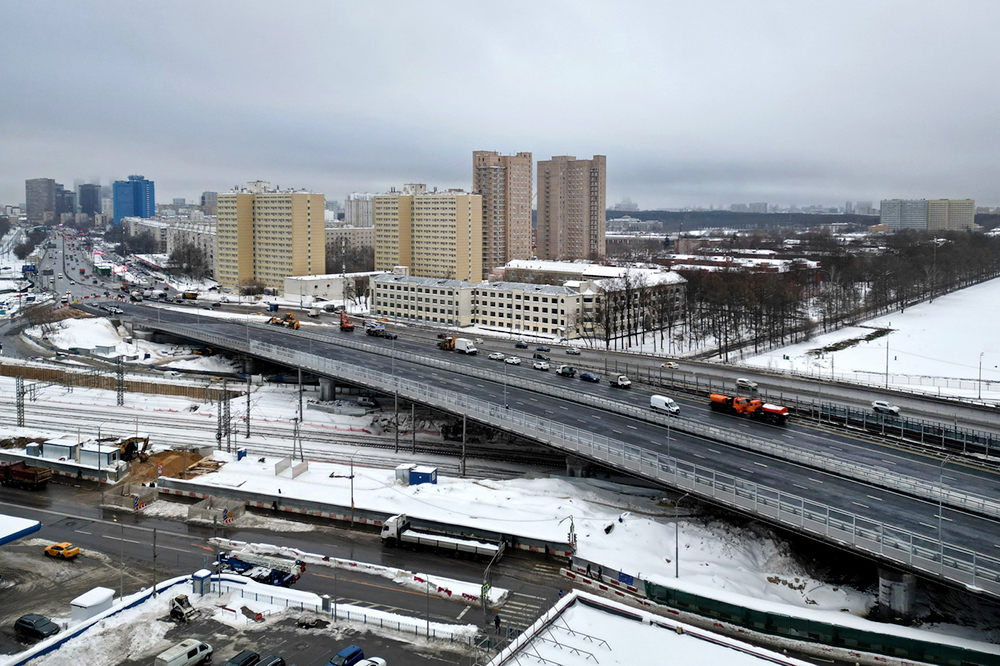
126 450 204 483
0 436 46 449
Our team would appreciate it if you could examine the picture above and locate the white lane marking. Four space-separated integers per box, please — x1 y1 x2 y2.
753 461 768 468
866 495 883 502
808 478 824 484
627 425 637 430
851 502 869 509
793 484 808 490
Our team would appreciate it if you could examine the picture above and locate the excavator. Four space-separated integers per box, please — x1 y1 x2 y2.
339 311 355 332
268 312 300 329
118 435 150 462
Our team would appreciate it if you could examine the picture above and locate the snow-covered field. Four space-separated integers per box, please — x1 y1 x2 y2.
744 276 1000 401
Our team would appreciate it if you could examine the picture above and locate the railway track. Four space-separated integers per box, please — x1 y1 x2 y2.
0 396 563 479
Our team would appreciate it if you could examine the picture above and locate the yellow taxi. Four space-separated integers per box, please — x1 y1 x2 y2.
44 542 80 559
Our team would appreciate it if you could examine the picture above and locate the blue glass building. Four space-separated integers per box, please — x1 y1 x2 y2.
113 175 155 225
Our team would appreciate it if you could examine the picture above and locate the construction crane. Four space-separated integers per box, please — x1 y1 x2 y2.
339 311 355 332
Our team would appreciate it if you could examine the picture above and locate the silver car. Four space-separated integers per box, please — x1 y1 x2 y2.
872 400 900 415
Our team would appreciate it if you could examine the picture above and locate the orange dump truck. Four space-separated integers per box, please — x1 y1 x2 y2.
709 393 789 425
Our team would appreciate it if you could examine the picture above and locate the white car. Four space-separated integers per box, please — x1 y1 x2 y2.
488 352 505 361
735 377 759 390
504 356 521 365
872 400 900 415
532 361 550 371
566 347 581 355
357 659 387 666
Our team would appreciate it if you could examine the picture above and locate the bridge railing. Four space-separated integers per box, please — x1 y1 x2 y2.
154 323 1000 597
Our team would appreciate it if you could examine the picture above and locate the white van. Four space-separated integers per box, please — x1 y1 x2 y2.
155 639 213 666
650 394 680 415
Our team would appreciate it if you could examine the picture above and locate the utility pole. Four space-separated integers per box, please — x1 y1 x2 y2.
152 528 157 598
245 372 251 439
411 404 416 454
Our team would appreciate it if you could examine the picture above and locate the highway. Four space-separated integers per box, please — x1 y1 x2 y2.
18 236 1000 598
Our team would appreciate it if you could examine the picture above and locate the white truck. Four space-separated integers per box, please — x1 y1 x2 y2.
381 514 499 558
307 306 323 318
610 374 632 388
454 338 478 355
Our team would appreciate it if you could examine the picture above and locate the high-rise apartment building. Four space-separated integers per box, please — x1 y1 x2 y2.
113 175 156 224
215 181 325 291
79 184 101 217
344 193 375 227
536 155 607 261
373 184 482 282
200 191 218 215
928 199 975 231
25 178 56 222
473 151 533 278
880 199 928 232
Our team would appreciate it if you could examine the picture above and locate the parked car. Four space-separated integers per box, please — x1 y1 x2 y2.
872 400 900 415
735 377 759 390
224 649 260 666
327 645 365 666
257 657 286 666
535 346 551 352
488 352 506 361
579 372 600 383
532 361 550 371
14 614 59 640
44 542 79 559
514 341 529 349
660 361 679 369
566 347 581 355
357 396 380 408
356 660 387 666
504 356 521 365
155 639 213 666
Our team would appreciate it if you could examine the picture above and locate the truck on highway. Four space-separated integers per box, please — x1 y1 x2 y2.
555 364 577 377
609 374 632 388
339 311 355 332
365 322 386 337
216 550 305 587
0 461 53 490
709 393 789 425
381 514 500 559
454 338 477 354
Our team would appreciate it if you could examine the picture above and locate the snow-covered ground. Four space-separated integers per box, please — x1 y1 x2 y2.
744 276 1000 401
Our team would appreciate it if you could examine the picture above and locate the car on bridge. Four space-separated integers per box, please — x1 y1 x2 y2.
566 347 581 355
735 377 758 390
872 400 900 415
579 372 600 383
532 361 550 371
660 361 679 369
514 341 529 349
504 356 521 365
488 352 505 361
535 346 551 352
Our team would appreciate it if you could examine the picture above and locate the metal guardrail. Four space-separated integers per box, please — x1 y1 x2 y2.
184 321 1000 521
150 321 1000 598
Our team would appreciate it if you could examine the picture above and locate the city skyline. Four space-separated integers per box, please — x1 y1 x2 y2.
3 2 1000 209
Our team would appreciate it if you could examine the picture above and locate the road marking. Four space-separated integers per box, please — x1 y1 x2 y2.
793 484 808 490
851 502 869 509
613 430 623 435
808 478 824 484
693 453 705 459
707 449 720 455
828 446 843 452
560 406 568 410
74 530 91 535
752 461 768 468
933 514 954 523
104 535 143 545
919 522 937 530
457 606 471 620
880 459 897 465
866 495 883 502
942 475 958 482
740 468 754 474
593 416 602 420
627 425 637 430
782 433 794 438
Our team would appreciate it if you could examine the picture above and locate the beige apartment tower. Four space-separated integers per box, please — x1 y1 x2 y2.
536 155 607 261
215 181 325 291
473 151 533 278
374 184 482 282
928 199 975 231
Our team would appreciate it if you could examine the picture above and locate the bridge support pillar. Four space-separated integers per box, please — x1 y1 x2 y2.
877 567 916 620
565 455 589 478
319 377 334 402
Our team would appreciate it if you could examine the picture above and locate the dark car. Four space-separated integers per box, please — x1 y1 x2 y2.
383 332 398 340
258 657 286 666
436 332 450 339
579 372 600 383
532 352 550 361
211 302 222 308
224 649 261 666
327 645 365 666
514 341 529 349
14 614 59 640
536 346 551 352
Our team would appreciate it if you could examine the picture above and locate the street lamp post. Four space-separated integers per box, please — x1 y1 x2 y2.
675 493 690 578
112 515 124 598
978 352 984 401
885 323 891 390
503 359 509 408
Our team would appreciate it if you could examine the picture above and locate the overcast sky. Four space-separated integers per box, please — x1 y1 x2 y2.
2 1 998 210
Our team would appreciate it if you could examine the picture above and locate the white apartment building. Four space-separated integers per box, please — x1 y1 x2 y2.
343 193 375 227
370 274 476 327
166 221 217 273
